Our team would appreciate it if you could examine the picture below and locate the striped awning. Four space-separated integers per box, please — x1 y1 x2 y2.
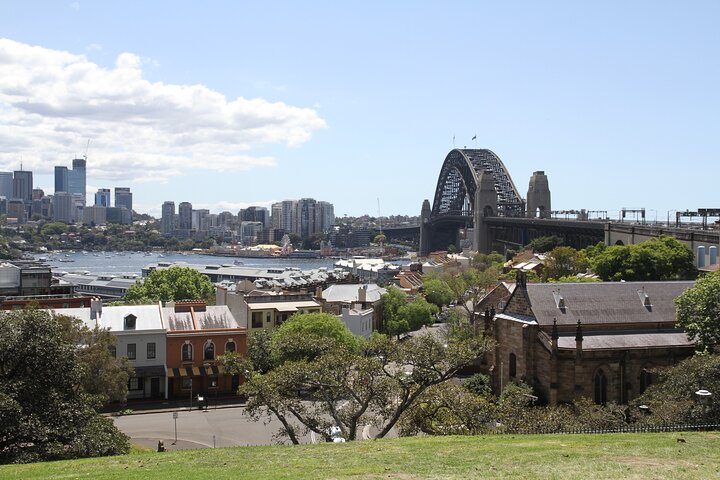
167 367 202 378
202 365 225 376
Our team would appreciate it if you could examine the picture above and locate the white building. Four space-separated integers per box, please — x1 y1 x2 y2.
53 303 168 400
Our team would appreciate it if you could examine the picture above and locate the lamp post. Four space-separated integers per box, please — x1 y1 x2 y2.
189 378 193 412
648 209 657 225
695 389 712 424
667 210 678 228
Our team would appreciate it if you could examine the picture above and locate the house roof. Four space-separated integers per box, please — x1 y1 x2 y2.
163 305 241 331
322 284 386 303
52 304 164 331
523 281 694 327
556 330 694 350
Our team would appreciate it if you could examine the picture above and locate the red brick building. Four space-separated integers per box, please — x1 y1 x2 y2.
165 301 247 400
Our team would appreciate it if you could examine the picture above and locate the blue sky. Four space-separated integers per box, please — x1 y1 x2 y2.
0 1 718 220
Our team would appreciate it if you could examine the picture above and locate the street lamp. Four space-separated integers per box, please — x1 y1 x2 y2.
648 209 657 225
695 389 712 424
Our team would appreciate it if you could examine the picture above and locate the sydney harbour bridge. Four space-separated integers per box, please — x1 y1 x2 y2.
398 148 720 258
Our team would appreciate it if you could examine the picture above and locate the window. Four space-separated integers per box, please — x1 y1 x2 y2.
594 369 608 404
181 377 192 390
209 375 218 389
265 312 271 323
252 312 263 328
109 345 116 358
509 353 517 379
225 340 236 353
204 341 215 361
182 343 193 361
124 314 137 330
147 342 156 360
127 343 136 360
128 377 143 391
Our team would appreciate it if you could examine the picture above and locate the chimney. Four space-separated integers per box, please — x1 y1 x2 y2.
315 285 323 300
551 318 559 352
90 297 102 323
358 284 367 304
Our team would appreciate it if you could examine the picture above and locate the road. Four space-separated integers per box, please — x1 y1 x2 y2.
113 406 306 451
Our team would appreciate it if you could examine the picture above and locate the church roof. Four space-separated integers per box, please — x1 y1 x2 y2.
523 281 694 327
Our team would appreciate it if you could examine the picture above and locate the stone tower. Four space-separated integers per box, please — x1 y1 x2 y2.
526 171 551 218
419 199 432 256
473 170 497 253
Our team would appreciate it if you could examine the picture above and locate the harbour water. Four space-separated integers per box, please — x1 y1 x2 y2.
36 251 336 277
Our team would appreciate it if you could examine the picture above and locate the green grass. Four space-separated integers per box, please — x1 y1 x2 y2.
2 432 719 479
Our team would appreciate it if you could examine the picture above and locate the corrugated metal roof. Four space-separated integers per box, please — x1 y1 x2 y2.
557 330 694 350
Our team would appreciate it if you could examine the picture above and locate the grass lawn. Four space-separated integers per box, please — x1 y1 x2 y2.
2 432 719 479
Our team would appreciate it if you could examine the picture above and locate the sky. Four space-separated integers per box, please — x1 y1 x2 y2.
0 1 718 220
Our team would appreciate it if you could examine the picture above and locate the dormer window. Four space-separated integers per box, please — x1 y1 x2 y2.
637 288 652 310
124 314 137 330
553 291 566 313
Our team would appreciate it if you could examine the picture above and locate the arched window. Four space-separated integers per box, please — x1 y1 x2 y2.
594 369 608 404
204 341 215 361
640 369 653 394
225 340 236 353
182 343 193 362
509 353 517 379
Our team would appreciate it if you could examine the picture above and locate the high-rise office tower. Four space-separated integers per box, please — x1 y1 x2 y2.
239 206 269 228
67 158 86 204
13 170 33 203
54 166 68 193
114 187 133 212
0 172 13 198
161 201 175 236
52 192 74 223
315 201 335 233
95 188 111 207
178 202 193 230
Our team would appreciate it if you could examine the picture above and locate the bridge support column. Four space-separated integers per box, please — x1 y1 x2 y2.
473 171 497 253
419 199 431 257
527 171 551 218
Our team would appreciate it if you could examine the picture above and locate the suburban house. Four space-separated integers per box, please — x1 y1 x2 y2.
53 302 168 400
216 284 323 333
164 301 246 399
484 272 696 405
320 283 387 331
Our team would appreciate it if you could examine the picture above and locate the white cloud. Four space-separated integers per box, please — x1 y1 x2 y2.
70 2 80 11
0 38 326 184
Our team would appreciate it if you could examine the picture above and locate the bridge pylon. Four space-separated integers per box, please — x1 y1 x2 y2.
473 170 497 253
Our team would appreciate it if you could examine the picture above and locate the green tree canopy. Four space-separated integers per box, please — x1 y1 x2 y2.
422 276 454 308
675 271 720 351
542 246 588 281
0 308 130 464
528 235 564 253
586 236 697 282
271 312 361 364
124 266 215 304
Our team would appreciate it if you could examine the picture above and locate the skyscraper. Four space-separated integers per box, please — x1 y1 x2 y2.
13 170 33 203
161 201 176 236
114 187 133 212
54 166 68 193
178 202 193 230
0 172 13 198
67 158 86 204
95 188 111 207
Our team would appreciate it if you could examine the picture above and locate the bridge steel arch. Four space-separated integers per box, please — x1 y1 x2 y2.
421 149 526 255
430 149 524 218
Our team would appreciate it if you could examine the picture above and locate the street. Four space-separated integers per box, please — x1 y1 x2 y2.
113 406 306 451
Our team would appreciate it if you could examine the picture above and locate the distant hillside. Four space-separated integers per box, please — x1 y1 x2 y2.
2 432 718 479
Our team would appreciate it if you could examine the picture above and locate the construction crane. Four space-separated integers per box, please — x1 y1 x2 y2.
83 139 91 160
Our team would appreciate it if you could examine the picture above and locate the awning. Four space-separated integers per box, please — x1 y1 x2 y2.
167 367 202 378
201 365 226 376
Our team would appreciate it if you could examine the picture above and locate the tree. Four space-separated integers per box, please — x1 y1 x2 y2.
124 266 215 304
528 235 564 253
542 246 587 281
398 297 438 331
634 354 720 424
382 286 411 338
675 271 720 351
230 331 490 444
271 312 361 364
423 276 454 308
441 266 499 319
0 308 130 464
586 236 697 282
55 314 134 404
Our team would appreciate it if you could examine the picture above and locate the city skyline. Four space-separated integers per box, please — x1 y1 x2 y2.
0 2 718 219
